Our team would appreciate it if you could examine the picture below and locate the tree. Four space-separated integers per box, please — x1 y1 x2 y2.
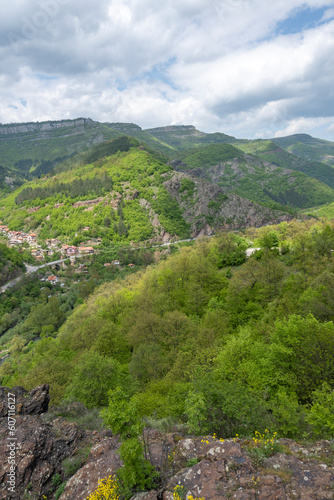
66 351 122 408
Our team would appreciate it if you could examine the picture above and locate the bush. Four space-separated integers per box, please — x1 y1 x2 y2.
55 483 66 500
307 383 334 438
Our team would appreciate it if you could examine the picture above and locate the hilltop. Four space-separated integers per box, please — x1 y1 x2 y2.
273 133 334 167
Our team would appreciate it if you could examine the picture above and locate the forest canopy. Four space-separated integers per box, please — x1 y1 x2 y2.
2 219 334 440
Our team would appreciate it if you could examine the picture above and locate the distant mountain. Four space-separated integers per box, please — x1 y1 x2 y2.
272 134 334 167
0 118 121 178
232 139 334 190
145 125 235 151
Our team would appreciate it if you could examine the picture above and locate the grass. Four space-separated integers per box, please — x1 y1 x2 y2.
42 401 106 431
62 443 92 478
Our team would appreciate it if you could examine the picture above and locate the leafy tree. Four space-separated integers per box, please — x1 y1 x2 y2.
65 351 123 408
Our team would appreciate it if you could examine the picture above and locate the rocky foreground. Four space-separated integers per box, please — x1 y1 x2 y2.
0 385 333 499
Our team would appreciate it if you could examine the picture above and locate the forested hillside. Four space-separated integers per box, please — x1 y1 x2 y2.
273 134 334 167
233 139 334 190
172 143 334 209
0 244 25 286
0 136 293 245
2 219 334 445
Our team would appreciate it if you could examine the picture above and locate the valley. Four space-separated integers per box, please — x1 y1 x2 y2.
0 119 334 500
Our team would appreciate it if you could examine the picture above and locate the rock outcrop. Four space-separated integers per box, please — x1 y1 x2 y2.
0 118 92 136
1 385 333 500
0 385 105 500
59 431 334 500
163 172 293 237
0 384 50 416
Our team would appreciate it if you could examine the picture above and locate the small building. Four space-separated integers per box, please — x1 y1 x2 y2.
79 247 94 254
47 275 58 285
66 246 77 256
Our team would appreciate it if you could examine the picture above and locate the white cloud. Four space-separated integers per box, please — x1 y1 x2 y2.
1 0 334 139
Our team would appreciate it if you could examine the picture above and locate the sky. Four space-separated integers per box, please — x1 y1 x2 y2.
1 0 334 140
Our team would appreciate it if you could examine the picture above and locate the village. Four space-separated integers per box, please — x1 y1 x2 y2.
0 223 100 262
0 222 137 290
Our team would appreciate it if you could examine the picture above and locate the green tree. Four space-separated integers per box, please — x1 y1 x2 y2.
66 351 122 408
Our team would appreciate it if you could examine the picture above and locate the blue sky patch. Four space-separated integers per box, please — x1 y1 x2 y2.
275 6 330 35
33 73 58 81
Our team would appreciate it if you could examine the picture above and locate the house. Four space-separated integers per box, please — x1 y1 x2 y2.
104 263 112 267
66 246 77 256
82 227 90 231
128 263 135 268
79 247 94 254
112 260 121 266
47 275 58 285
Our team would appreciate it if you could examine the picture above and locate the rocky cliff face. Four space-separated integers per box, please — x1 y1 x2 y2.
0 385 109 500
1 385 333 500
0 118 93 136
163 172 293 238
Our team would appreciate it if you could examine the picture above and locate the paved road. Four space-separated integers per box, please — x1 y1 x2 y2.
0 258 69 292
0 238 200 292
0 234 236 293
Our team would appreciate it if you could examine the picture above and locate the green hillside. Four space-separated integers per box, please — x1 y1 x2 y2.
234 139 334 190
2 220 334 449
0 165 25 197
0 136 190 243
0 243 26 286
0 118 122 179
173 143 334 210
0 135 295 246
273 134 334 167
145 125 235 151
303 200 334 219
175 143 244 167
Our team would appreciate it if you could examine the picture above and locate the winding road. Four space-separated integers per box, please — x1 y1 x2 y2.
1 235 251 293
0 258 69 293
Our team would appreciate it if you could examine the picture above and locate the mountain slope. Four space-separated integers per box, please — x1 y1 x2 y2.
171 143 334 209
272 134 334 167
0 118 122 179
0 243 26 286
0 137 292 244
233 139 334 190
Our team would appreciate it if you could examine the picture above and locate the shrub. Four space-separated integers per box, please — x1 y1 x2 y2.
87 475 120 500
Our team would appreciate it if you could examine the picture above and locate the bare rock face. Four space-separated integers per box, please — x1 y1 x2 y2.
163 172 293 238
0 385 99 500
59 437 121 500
1 386 333 500
0 384 50 417
162 437 334 500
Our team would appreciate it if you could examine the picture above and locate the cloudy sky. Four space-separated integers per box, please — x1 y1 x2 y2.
1 0 334 140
